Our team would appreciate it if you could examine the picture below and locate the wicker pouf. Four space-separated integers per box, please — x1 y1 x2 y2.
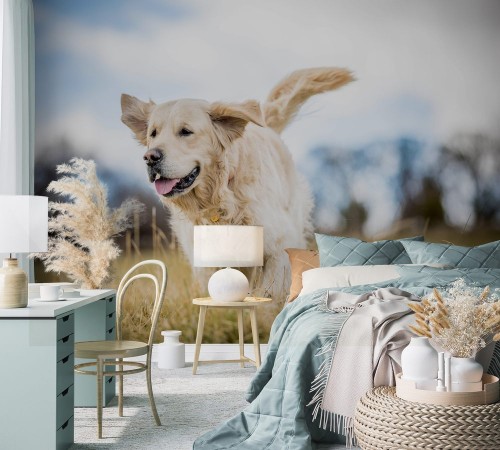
354 386 500 450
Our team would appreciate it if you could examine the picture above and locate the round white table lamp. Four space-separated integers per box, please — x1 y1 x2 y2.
193 225 263 302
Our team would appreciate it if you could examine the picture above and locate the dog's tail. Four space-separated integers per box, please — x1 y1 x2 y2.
262 67 354 134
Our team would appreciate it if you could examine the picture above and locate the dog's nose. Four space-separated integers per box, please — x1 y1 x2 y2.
143 148 163 166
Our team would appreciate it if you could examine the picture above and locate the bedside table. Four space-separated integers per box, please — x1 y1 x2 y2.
354 386 500 449
191 297 272 374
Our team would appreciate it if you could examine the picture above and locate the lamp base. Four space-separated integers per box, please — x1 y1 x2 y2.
208 267 249 302
0 258 28 308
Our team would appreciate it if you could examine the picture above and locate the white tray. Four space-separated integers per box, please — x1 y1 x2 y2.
395 373 499 406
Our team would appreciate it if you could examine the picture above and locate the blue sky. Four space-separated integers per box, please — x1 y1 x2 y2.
33 0 500 232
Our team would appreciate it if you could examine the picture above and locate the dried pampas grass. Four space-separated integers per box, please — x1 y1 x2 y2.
32 158 144 289
408 279 500 357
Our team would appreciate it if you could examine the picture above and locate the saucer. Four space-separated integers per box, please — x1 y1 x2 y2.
62 291 81 298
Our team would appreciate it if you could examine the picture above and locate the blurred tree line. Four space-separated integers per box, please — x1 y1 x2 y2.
305 132 500 244
35 132 500 251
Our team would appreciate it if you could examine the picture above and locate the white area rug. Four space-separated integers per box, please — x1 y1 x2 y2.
73 363 253 449
72 363 353 449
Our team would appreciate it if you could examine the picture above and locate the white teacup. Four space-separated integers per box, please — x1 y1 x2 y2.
39 285 63 301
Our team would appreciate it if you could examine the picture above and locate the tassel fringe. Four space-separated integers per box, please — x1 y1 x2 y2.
308 290 357 447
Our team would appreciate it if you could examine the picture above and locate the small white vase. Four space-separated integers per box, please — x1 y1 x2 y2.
450 357 483 391
401 337 438 387
157 330 185 369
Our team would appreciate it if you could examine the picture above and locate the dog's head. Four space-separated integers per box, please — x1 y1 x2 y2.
121 94 264 199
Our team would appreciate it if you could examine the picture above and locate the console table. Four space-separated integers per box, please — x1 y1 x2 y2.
0 289 116 450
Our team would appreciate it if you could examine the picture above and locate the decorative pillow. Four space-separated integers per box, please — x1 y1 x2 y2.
285 248 319 302
401 240 500 269
395 265 500 286
315 234 424 267
300 265 401 297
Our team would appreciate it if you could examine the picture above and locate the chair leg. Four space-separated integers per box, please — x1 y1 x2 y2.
97 357 104 438
146 361 161 425
118 358 124 417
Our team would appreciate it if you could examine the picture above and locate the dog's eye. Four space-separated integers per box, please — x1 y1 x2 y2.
179 128 193 137
150 129 157 138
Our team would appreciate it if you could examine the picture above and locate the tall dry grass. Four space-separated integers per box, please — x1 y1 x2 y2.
112 247 280 344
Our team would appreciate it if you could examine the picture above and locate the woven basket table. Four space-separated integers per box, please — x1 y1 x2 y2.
354 386 500 450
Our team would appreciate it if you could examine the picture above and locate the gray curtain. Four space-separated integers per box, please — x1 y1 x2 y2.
0 0 35 277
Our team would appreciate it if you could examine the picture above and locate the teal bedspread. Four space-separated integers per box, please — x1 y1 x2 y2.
193 268 500 450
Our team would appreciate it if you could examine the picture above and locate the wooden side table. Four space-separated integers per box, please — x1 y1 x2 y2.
192 297 272 375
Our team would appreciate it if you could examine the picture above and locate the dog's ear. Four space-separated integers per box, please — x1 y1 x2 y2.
209 100 264 146
121 94 155 146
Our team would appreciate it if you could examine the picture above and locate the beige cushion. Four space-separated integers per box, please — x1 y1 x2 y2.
300 265 401 297
285 248 319 302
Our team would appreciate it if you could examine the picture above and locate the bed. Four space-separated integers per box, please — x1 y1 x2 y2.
193 235 500 449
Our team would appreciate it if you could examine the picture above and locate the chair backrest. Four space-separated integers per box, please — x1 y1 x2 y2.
115 259 168 349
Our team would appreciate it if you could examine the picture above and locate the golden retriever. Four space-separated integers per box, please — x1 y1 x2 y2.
121 67 353 301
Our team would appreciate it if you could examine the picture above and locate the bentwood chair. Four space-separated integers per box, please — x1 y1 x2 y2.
74 260 167 438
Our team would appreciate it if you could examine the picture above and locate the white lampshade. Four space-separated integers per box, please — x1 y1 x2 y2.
0 196 48 253
193 225 263 268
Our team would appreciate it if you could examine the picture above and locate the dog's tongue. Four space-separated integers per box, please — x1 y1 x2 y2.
155 178 180 195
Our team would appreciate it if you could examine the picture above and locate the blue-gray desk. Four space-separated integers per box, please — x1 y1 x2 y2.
0 289 116 449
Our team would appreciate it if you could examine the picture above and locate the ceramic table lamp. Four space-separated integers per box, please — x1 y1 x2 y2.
193 225 263 302
0 195 48 308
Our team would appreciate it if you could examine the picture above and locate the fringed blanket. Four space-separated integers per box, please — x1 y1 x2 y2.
308 288 420 446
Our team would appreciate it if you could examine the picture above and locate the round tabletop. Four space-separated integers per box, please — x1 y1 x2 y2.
192 297 272 307
354 386 500 449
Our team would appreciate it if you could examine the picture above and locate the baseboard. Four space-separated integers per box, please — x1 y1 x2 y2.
129 343 268 363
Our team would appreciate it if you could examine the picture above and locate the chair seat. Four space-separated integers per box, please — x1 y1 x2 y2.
75 340 149 359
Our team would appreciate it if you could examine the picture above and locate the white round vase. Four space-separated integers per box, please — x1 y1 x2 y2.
450 357 483 391
208 267 249 302
401 337 438 387
157 330 185 369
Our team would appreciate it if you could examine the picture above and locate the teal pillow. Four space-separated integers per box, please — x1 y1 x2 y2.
315 234 423 267
395 265 500 286
401 240 500 269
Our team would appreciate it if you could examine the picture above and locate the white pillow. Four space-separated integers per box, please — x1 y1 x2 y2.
300 265 401 296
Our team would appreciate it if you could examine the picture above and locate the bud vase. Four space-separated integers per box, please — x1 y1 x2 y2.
450 357 483 392
401 337 438 389
158 330 185 369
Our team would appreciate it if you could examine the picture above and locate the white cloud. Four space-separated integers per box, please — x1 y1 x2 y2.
38 0 500 146
36 109 149 184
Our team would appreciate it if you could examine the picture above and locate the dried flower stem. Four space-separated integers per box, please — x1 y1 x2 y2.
407 280 500 357
31 158 144 289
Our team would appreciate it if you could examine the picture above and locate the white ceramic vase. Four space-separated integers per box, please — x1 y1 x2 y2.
450 357 483 392
401 337 438 388
157 330 185 369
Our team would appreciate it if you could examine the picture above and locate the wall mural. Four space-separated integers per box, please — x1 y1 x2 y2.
33 0 500 343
